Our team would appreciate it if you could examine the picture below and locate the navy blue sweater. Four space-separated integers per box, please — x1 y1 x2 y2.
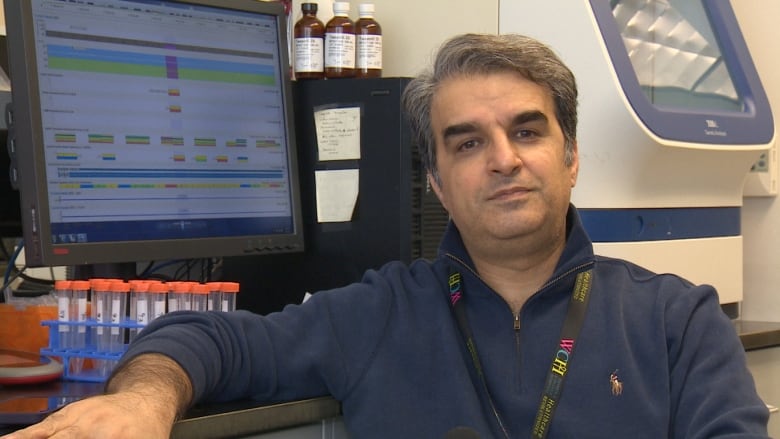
123 206 769 438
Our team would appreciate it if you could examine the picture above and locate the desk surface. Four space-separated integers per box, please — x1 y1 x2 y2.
172 397 341 439
735 320 780 351
0 380 340 438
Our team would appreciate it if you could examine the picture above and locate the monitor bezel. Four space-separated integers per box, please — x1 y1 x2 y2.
5 0 305 267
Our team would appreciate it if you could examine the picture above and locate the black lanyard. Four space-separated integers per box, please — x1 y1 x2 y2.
447 266 594 439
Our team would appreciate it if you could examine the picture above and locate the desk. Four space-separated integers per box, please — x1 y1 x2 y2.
0 381 103 435
735 320 780 351
2 321 778 438
171 397 342 439
0 380 342 438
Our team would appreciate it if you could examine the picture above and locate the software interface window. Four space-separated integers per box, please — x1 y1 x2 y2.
32 0 294 245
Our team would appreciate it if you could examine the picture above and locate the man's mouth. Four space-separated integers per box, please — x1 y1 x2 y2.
488 186 530 201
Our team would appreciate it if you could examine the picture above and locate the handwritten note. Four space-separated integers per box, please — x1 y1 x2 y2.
314 107 361 161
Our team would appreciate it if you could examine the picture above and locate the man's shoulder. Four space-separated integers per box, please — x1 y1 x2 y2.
592 254 697 287
590 254 722 314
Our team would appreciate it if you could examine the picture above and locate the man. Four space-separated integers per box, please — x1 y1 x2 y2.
4 33 768 438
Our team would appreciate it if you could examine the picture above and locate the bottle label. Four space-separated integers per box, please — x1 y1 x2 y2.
325 33 356 68
295 37 324 73
136 298 148 325
58 296 69 322
357 35 382 69
153 300 166 320
168 298 179 313
77 297 87 321
78 297 87 333
96 298 104 335
58 296 70 332
110 298 121 335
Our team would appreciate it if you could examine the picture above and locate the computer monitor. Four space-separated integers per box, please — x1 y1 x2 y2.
4 0 304 272
0 91 20 239
0 34 21 240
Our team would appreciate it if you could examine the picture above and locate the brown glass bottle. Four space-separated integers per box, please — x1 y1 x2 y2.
293 3 325 80
356 3 382 78
324 2 355 78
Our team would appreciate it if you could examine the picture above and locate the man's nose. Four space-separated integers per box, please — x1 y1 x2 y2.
489 135 522 175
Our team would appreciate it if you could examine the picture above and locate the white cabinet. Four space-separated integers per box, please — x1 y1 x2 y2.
746 347 780 438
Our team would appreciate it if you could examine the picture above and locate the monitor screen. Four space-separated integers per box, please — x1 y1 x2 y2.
5 0 304 268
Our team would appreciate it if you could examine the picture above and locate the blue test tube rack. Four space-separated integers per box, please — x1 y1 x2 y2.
40 319 144 382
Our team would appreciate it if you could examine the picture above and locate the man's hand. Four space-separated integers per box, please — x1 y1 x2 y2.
1 391 173 439
1 353 193 439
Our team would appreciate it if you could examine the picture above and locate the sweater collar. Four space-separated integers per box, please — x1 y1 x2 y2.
438 204 595 278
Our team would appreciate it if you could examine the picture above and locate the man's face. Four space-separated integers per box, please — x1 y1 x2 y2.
429 72 578 249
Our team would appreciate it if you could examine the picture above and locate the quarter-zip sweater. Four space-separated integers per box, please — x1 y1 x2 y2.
124 205 769 438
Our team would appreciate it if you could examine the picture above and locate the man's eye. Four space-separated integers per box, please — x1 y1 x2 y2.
458 139 479 151
516 129 537 139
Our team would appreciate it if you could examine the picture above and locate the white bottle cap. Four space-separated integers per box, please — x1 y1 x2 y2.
333 2 350 15
358 3 374 17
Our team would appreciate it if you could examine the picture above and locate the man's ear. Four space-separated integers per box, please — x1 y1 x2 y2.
569 141 579 188
428 173 448 211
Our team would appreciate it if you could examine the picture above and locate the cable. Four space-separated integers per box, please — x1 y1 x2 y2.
138 261 155 278
138 258 218 282
3 238 23 287
1 240 56 300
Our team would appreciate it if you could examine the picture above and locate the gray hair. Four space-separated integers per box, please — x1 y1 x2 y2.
401 33 578 183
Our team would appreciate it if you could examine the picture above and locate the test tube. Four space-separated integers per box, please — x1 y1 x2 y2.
167 281 179 313
90 279 112 378
173 282 193 312
127 280 145 326
90 279 111 352
54 280 72 349
148 281 168 322
70 280 90 349
129 281 150 342
190 283 209 312
220 282 239 312
206 282 222 311
108 281 129 353
69 280 90 375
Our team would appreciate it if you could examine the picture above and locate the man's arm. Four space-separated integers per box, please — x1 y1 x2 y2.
1 353 192 439
105 352 193 421
667 286 770 437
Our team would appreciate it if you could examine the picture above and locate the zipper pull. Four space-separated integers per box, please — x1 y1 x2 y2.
513 313 520 330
